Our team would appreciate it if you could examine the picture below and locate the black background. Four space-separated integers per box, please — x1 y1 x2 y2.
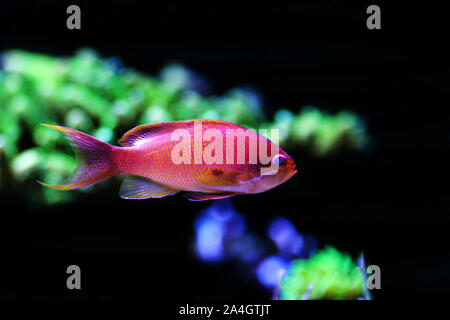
0 0 448 305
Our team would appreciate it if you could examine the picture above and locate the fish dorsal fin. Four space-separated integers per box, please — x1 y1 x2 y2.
118 122 186 147
184 192 238 201
118 119 240 147
119 176 178 199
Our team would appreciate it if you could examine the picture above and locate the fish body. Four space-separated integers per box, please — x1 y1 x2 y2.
40 119 297 201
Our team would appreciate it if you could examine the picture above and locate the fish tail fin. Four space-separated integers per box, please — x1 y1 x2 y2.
38 124 118 190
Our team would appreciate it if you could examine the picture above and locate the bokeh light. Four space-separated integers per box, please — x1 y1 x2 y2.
256 255 289 288
194 200 246 263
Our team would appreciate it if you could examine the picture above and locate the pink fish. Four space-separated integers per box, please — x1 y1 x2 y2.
39 119 297 201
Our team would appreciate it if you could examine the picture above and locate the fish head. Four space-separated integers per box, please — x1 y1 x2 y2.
249 147 297 193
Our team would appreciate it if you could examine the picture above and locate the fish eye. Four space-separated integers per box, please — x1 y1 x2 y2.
273 154 287 168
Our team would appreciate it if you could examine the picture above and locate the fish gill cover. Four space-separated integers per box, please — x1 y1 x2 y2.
0 49 368 205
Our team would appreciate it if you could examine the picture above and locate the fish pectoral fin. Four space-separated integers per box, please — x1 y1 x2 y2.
119 177 178 199
184 191 239 201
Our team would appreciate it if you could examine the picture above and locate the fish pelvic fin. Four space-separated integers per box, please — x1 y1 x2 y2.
119 177 178 199
39 124 117 190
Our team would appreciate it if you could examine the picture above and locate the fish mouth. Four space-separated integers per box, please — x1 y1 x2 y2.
285 168 297 181
292 165 298 175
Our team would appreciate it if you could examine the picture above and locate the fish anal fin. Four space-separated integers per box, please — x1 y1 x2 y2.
119 177 178 199
184 192 238 201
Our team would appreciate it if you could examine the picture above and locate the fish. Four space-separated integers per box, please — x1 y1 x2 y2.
39 119 297 201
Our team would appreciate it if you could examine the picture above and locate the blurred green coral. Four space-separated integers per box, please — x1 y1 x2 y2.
279 247 365 300
268 107 367 155
0 49 368 205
